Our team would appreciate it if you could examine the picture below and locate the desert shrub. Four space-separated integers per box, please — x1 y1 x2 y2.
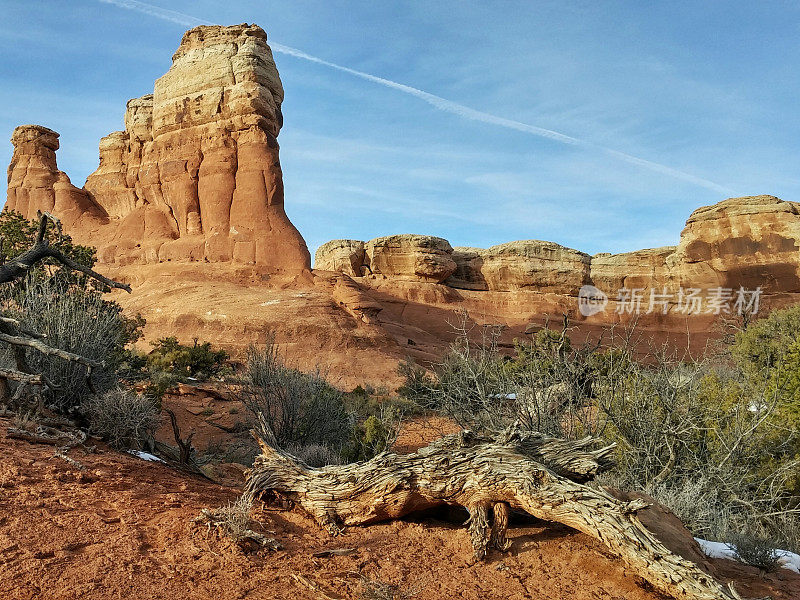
596 351 800 547
81 388 160 449
147 336 229 379
396 359 436 403
359 577 418 600
286 442 342 467
243 341 406 465
0 212 145 413
408 316 603 438
730 305 800 373
143 370 180 404
200 437 259 467
343 386 413 461
0 273 144 412
418 323 516 432
343 407 401 463
347 384 420 420
212 496 253 543
729 529 782 572
646 477 731 537
242 342 353 456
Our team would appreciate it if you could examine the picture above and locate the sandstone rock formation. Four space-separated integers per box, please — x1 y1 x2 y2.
447 246 486 290
590 247 675 294
6 24 310 273
5 125 108 232
317 196 800 301
671 195 800 293
478 240 591 294
314 239 365 277
365 235 457 283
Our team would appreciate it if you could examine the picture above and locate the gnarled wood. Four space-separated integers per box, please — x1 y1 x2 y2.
0 332 100 368
0 212 131 292
245 429 747 600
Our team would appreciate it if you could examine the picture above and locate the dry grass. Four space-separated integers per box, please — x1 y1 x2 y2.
81 388 159 450
359 577 419 600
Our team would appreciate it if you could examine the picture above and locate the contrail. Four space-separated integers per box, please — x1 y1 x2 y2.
98 0 735 195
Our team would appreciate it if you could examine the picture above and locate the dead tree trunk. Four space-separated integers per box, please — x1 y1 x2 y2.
245 429 746 600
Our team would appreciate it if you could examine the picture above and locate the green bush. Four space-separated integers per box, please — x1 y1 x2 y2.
243 342 407 465
729 529 782 572
343 409 400 463
396 359 436 404
0 210 96 282
0 273 144 413
147 336 229 379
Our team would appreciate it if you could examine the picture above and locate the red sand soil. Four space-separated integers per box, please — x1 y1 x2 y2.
2 415 798 600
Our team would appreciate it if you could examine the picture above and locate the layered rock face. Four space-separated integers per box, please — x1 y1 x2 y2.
318 236 590 292
590 247 675 293
6 24 310 273
478 240 591 294
314 239 365 277
671 195 800 292
365 235 456 283
448 247 486 289
316 235 458 283
317 196 800 298
5 126 108 232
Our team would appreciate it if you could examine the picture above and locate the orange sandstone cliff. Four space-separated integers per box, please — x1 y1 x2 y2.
317 194 800 298
6 24 310 273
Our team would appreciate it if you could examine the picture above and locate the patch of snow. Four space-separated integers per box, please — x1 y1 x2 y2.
695 537 800 573
260 300 281 306
128 450 165 464
777 549 800 573
489 393 516 400
695 538 736 561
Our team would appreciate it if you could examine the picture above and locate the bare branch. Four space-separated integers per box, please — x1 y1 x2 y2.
0 332 100 368
0 213 131 292
0 368 43 384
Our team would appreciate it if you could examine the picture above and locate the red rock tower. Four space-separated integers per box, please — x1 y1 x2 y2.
6 24 311 273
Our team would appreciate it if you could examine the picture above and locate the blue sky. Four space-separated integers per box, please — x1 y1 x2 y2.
2 1 800 258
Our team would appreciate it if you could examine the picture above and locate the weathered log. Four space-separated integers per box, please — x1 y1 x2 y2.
245 429 747 600
7 425 86 448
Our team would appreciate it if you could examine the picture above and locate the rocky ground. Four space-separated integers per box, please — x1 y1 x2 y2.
1 409 798 600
